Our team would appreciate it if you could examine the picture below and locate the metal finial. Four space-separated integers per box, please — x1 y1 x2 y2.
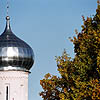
5 16 11 31
6 16 10 20
7 0 9 16
4 1 12 33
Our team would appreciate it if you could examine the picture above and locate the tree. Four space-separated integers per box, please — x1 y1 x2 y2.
40 1 100 100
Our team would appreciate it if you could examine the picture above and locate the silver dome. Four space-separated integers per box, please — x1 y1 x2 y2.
0 16 34 72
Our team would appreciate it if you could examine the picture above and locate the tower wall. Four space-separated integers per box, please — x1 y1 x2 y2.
0 71 28 100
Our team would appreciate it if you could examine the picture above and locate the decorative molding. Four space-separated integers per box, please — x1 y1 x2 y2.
0 76 28 80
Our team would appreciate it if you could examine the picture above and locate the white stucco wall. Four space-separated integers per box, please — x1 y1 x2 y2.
0 71 28 100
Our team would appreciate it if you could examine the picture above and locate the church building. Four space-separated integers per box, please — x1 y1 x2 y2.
0 15 34 100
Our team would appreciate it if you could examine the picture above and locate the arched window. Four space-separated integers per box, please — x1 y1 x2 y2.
6 86 8 100
5 84 10 100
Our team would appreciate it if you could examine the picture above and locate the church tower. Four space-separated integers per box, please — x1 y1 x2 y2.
0 12 34 100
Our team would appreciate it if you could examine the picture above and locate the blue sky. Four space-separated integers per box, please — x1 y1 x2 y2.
0 0 98 100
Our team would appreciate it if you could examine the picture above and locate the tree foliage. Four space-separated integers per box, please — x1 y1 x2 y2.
40 1 100 100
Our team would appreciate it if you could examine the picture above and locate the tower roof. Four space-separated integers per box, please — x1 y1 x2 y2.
0 16 34 72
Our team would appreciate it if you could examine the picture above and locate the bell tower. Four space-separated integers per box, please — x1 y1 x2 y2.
0 1 34 100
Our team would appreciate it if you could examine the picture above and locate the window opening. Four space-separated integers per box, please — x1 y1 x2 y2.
5 84 10 100
6 86 8 100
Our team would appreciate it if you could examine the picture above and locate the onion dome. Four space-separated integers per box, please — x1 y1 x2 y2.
0 16 34 72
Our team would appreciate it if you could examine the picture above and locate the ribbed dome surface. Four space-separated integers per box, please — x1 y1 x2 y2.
0 16 34 72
